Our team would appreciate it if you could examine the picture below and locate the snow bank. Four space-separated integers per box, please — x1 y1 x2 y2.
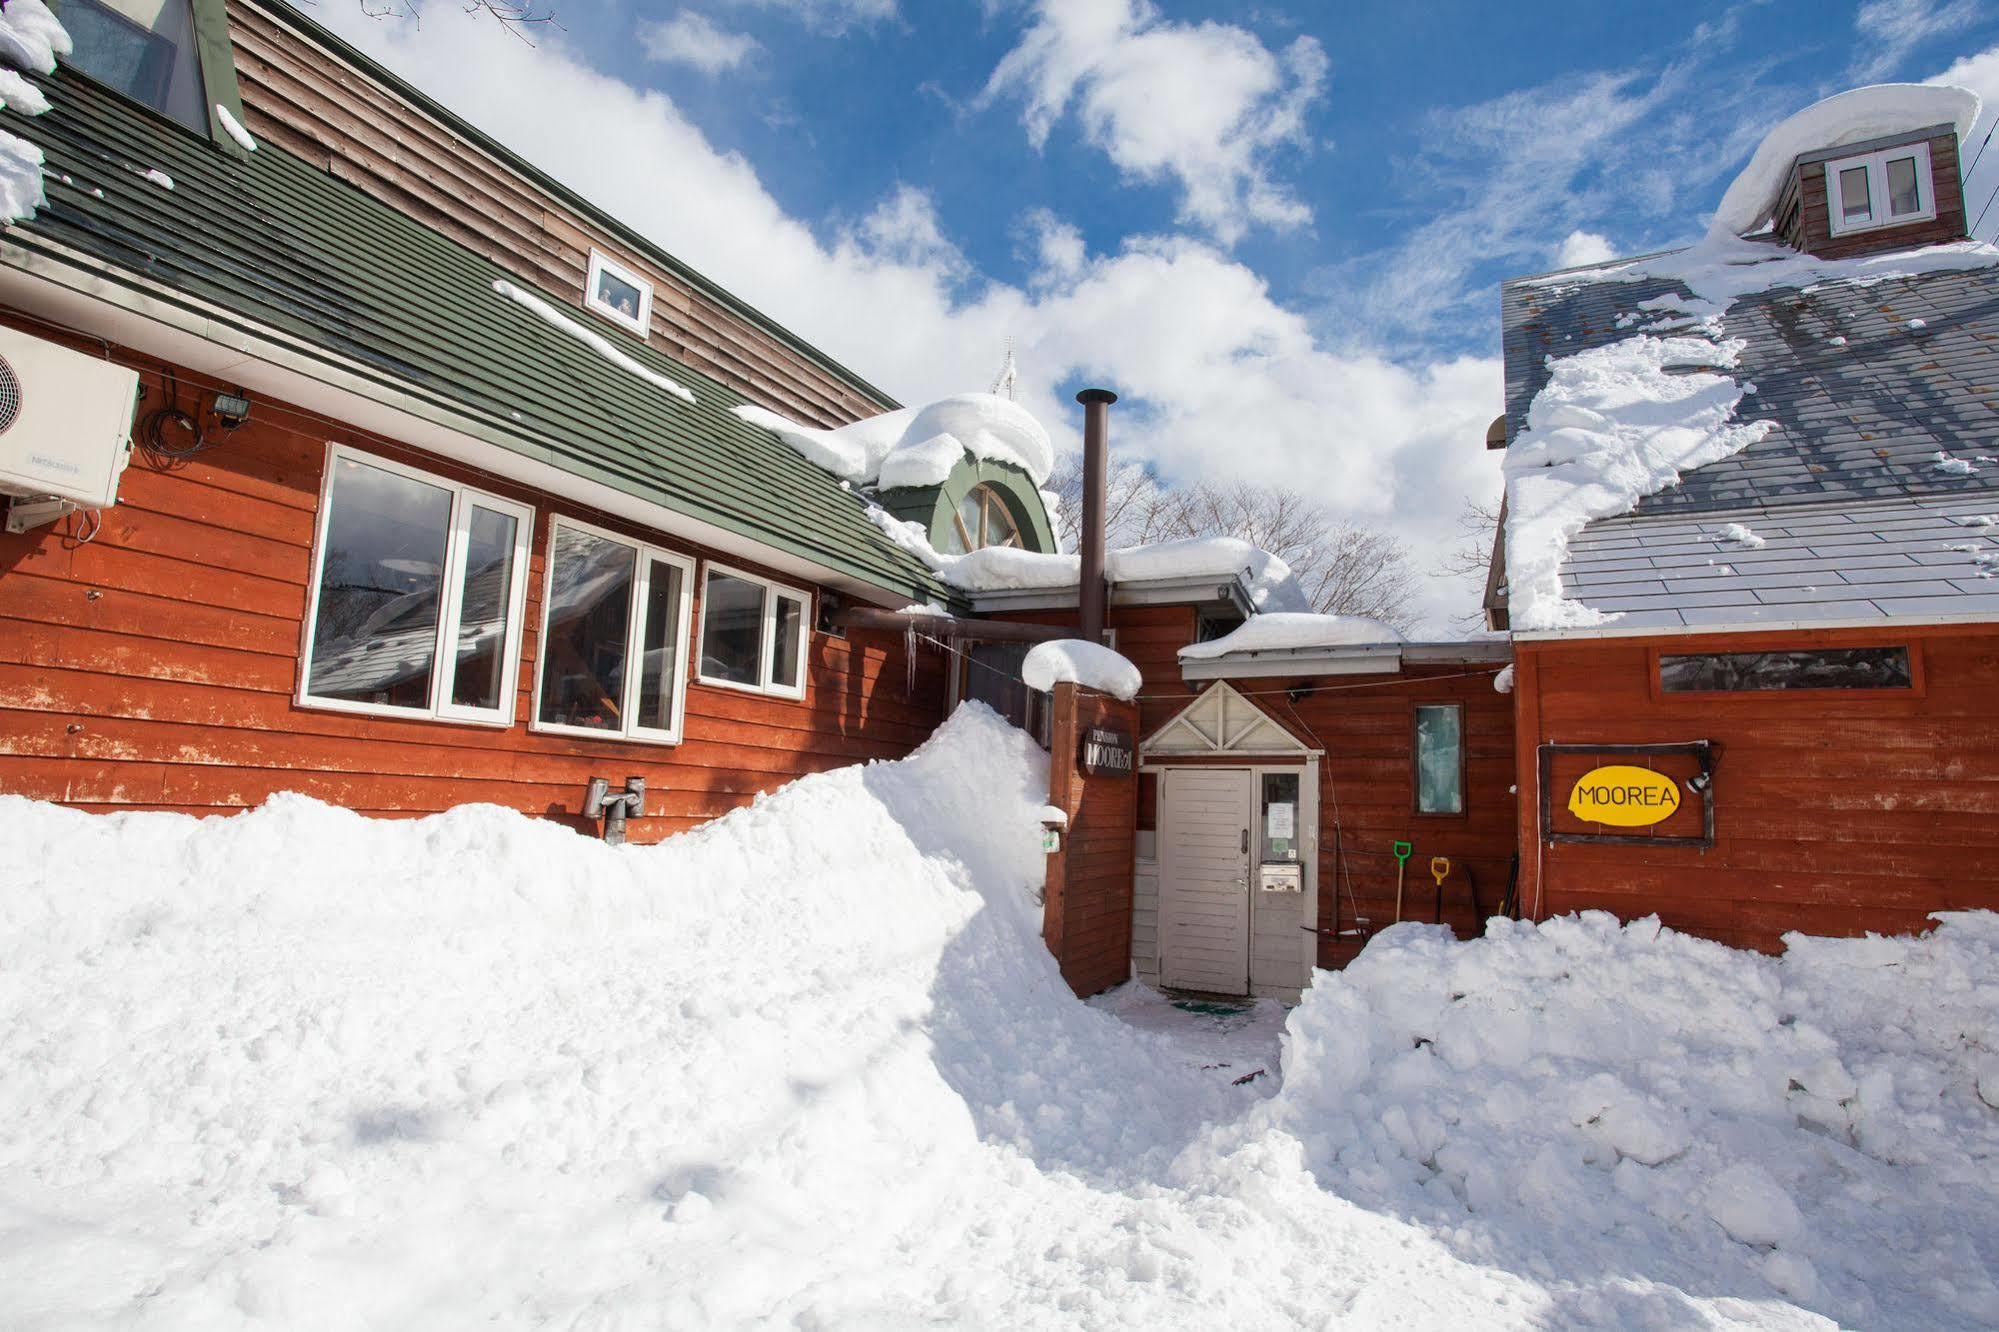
1022 638 1142 700
491 278 695 404
1272 911 1999 1328
735 392 1054 489
1711 83 1980 239
1178 610 1404 661
0 0 69 225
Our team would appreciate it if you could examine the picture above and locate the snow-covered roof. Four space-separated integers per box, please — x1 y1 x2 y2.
1178 612 1404 661
734 393 1055 490
1709 84 1980 239
0 0 69 223
867 522 1315 612
1500 242 1999 632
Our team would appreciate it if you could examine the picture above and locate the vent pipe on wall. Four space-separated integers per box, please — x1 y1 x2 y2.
1076 387 1116 645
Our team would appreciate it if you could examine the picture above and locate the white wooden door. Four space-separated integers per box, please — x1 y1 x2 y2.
1157 767 1252 994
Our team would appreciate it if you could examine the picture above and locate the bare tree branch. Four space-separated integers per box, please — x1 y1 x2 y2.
1049 455 1422 631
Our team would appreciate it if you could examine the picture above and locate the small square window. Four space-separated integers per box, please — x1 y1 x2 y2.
584 250 654 336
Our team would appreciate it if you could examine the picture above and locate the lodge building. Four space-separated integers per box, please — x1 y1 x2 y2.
0 2 1994 1003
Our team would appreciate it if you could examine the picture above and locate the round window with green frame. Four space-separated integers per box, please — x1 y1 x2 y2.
944 484 1025 555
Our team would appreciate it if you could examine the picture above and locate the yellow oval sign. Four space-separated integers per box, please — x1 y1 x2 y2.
1568 765 1682 827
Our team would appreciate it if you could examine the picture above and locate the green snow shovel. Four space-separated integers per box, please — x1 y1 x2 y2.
1392 841 1412 923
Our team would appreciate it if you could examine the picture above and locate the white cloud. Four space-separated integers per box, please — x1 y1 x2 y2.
303 3 1499 632
1553 230 1618 268
722 0 897 33
1931 43 1999 240
1853 0 1981 82
982 0 1327 246
639 12 760 76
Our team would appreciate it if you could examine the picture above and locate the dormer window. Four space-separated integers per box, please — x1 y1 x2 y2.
584 250 654 337
62 0 210 134
1826 142 1934 236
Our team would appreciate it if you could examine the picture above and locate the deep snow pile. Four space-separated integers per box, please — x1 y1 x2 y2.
5 712 1998 1328
1022 638 1143 700
1274 912 1999 1328
735 392 1055 489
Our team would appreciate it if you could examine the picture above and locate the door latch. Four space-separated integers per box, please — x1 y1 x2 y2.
1241 827 1249 853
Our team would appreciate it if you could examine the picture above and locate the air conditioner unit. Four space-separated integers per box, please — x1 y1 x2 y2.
0 325 140 511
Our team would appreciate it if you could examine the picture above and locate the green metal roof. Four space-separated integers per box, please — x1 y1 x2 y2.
3 67 954 604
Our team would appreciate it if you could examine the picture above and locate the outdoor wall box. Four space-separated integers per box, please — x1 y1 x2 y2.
0 326 140 510
1258 864 1303 894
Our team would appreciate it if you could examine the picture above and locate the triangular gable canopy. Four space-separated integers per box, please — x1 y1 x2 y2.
1141 682 1313 757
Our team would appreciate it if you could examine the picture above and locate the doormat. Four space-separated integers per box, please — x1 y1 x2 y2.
1171 999 1252 1018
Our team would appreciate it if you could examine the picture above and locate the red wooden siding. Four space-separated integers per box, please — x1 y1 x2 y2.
1512 624 1999 953
1042 685 1139 997
0 331 948 841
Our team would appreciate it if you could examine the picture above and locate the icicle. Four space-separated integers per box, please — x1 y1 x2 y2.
904 621 917 699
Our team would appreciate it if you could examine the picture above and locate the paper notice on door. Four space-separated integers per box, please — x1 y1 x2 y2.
1266 803 1295 839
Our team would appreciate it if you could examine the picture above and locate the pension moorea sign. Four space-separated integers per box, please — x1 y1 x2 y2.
1567 765 1681 827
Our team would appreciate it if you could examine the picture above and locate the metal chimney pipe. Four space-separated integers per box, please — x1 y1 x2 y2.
1075 388 1116 645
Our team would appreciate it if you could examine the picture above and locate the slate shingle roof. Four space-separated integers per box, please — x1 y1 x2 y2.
1501 246 1999 626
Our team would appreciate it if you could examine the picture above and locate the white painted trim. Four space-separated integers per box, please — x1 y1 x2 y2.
1140 680 1313 757
0 239 923 609
695 560 812 701
1182 648 1403 680
1512 610 1999 642
582 249 655 337
298 442 533 727
529 513 697 744
1825 140 1936 237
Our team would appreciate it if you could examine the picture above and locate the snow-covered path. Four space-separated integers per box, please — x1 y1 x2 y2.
0 706 1994 1328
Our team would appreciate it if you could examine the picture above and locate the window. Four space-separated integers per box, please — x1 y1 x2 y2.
1414 704 1464 815
1825 142 1934 236
302 447 532 725
584 250 654 336
942 485 1024 555
696 563 811 699
1260 772 1301 863
1659 647 1912 694
961 641 1051 746
62 0 209 133
533 519 695 742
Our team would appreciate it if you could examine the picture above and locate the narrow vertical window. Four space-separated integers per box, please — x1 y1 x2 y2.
1838 165 1872 224
302 446 531 725
697 564 812 699
1885 155 1921 216
533 519 695 743
1414 704 1465 815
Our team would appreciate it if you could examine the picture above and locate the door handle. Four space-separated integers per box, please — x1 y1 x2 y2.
1241 828 1249 854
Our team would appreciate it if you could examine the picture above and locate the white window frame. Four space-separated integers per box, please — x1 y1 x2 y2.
695 561 813 701
1825 141 1935 237
530 515 697 745
583 249 655 336
299 443 534 727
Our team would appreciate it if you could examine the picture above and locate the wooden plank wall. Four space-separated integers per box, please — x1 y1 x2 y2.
1042 684 1139 997
999 602 1519 972
0 332 948 841
1513 625 1999 953
224 0 888 430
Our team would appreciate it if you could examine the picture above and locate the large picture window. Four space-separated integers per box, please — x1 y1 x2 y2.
1413 704 1465 815
1659 647 1912 694
697 564 811 699
302 446 532 725
533 518 695 742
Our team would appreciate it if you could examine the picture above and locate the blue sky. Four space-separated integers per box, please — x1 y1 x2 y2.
324 0 1999 628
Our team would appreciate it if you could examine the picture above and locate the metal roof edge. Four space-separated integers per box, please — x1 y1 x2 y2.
251 0 902 415
1512 610 1999 642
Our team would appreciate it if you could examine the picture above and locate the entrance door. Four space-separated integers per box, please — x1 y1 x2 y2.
1157 767 1252 994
